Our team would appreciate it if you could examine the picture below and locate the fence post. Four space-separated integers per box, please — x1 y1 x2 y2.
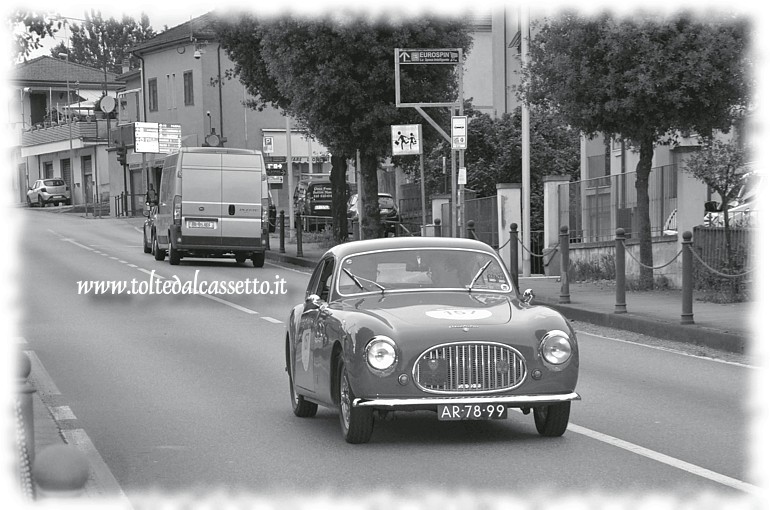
615 228 627 313
681 231 694 324
279 211 285 254
466 220 476 239
509 223 519 290
559 225 570 303
296 217 303 258
433 218 441 237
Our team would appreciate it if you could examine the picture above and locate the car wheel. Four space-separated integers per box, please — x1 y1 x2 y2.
235 253 247 264
337 360 373 444
38 196 45 207
251 252 265 268
143 227 152 254
287 342 318 418
153 234 166 261
26 197 33 207
168 240 181 265
534 401 571 437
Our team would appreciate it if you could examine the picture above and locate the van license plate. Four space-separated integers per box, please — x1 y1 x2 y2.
187 220 216 229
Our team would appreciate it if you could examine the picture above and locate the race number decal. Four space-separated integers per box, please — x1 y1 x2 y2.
425 309 492 320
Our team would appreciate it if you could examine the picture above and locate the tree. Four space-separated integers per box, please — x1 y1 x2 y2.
9 10 63 60
521 10 751 289
214 13 473 240
50 10 155 74
683 137 748 258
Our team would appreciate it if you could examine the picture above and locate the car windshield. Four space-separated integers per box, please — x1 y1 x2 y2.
337 248 512 295
378 196 395 208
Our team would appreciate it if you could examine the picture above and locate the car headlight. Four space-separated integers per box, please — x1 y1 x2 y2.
539 330 573 365
365 336 397 371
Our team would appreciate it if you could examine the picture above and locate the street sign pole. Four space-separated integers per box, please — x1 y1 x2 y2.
458 52 465 238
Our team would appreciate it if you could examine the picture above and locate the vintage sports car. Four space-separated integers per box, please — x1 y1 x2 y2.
285 237 580 443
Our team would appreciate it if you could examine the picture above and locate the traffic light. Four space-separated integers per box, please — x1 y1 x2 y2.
116 146 126 166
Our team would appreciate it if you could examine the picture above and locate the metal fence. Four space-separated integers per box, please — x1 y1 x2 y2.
692 226 754 273
463 195 499 248
558 164 678 243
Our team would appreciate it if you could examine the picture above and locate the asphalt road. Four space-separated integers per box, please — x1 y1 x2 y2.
16 209 758 506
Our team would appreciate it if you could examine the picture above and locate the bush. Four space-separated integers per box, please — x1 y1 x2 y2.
568 254 615 282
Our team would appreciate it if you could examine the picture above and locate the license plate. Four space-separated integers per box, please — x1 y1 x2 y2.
187 220 216 229
438 404 508 421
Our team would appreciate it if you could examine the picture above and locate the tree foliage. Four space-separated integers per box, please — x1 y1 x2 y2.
214 12 473 240
521 10 751 288
10 10 64 60
49 10 155 74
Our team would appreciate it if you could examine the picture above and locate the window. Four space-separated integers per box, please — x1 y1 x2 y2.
148 78 158 112
166 74 177 109
183 71 194 106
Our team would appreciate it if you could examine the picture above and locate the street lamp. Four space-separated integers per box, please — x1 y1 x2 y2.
58 53 78 214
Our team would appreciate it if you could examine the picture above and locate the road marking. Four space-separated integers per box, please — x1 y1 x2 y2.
577 331 755 369
265 261 312 274
200 293 259 314
261 316 283 324
61 237 96 251
138 268 164 279
24 350 61 396
51 405 77 421
61 429 132 505
568 423 761 495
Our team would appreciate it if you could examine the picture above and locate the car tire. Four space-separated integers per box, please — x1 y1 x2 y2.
153 234 166 261
251 252 265 268
534 401 571 437
287 342 318 418
337 360 373 444
38 196 44 207
26 197 33 207
168 240 181 265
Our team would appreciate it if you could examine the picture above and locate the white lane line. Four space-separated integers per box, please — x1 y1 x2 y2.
51 405 77 421
61 429 132 505
576 331 756 369
137 268 165 279
24 350 61 396
200 293 259 314
261 316 283 324
127 264 138 268
568 423 761 495
61 237 95 251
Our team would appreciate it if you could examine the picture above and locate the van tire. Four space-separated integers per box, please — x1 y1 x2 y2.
252 252 265 268
153 234 166 261
235 253 247 264
169 241 181 265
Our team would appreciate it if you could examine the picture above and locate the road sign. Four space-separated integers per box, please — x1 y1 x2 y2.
158 123 181 154
398 49 460 64
451 116 467 150
134 122 160 153
391 124 422 156
458 167 467 185
263 136 274 154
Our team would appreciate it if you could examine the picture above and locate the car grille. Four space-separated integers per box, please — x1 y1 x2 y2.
413 342 526 394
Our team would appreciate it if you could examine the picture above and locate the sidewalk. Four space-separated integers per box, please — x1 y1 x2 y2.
264 232 752 354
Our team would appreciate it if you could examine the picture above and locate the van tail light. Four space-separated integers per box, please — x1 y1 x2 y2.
173 195 182 225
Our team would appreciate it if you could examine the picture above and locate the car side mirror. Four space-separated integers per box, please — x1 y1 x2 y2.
522 288 535 304
704 201 722 213
305 294 323 310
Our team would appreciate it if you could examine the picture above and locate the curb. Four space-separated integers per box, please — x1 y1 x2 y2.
533 298 746 354
265 250 319 269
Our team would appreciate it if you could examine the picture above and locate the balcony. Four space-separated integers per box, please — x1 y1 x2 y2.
21 119 114 148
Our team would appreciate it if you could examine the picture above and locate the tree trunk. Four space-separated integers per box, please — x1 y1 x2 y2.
634 134 655 290
330 154 350 243
359 152 382 240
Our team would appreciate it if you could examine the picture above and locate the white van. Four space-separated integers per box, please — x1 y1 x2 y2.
152 147 268 267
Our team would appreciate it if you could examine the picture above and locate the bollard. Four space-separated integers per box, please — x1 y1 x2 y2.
279 211 285 254
615 228 627 313
559 225 571 303
466 220 476 239
296 220 303 258
17 352 35 466
32 445 90 498
433 218 441 237
509 224 519 291
681 231 694 324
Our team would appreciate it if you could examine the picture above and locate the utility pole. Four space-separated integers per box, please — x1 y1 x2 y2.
521 6 531 276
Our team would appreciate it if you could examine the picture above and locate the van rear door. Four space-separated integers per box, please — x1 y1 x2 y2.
220 153 263 242
180 152 223 242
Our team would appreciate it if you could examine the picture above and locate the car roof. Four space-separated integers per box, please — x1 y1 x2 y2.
323 236 498 260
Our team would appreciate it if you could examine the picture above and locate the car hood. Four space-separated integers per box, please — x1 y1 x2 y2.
339 291 514 327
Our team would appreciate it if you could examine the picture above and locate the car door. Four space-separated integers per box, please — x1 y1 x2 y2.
294 257 334 395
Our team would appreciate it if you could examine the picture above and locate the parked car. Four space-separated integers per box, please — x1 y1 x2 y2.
142 205 158 254
347 192 401 235
27 179 71 207
285 237 580 443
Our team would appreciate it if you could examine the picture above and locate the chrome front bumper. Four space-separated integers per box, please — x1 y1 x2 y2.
352 392 581 408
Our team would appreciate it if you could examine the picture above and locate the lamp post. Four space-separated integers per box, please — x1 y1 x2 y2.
58 53 79 214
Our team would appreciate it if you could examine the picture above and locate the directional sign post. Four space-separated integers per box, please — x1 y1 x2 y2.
451 116 467 150
263 136 274 154
397 49 460 65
